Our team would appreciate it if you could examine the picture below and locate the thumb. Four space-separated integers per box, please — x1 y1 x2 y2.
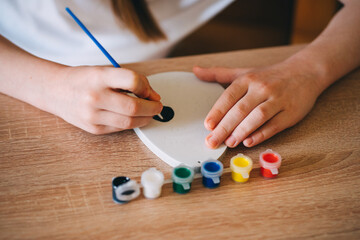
147 85 161 101
133 73 161 102
193 66 251 84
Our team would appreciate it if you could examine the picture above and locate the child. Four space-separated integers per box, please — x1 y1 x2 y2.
0 0 359 149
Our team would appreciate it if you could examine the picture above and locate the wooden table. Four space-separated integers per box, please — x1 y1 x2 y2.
0 45 359 239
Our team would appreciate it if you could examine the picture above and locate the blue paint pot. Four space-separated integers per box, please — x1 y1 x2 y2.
112 176 140 204
201 160 224 188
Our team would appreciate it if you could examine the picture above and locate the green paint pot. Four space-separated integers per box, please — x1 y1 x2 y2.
172 165 195 194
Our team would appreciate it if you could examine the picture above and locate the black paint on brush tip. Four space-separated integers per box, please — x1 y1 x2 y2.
153 106 174 122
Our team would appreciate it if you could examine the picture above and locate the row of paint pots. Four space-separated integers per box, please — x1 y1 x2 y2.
112 149 281 204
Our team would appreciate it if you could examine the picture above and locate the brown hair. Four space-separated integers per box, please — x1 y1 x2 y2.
111 0 167 42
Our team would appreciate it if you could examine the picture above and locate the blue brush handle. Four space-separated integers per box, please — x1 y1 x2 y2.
65 7 121 68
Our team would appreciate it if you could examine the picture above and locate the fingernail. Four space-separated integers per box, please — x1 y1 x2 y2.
205 119 216 130
243 138 253 147
206 134 218 148
225 135 237 148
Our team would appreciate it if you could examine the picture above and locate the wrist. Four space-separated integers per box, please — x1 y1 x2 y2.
39 64 71 116
283 51 334 95
25 61 68 115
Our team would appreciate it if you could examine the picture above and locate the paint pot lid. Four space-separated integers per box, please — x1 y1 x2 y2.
141 168 164 187
112 176 131 188
259 149 282 169
114 179 141 202
201 159 223 177
172 165 194 184
230 153 253 173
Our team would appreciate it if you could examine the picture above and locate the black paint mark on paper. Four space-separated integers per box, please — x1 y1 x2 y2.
153 106 174 122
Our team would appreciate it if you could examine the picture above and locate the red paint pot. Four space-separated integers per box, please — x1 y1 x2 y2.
259 149 282 178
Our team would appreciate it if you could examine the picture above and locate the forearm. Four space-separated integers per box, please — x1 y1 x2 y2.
285 0 360 93
0 35 65 113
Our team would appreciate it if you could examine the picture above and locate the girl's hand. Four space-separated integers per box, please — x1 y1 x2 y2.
193 62 323 148
48 66 162 134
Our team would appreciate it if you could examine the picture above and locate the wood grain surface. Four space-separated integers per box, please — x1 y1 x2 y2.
0 45 359 240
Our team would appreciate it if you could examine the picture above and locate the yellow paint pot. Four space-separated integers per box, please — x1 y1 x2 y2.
230 154 253 183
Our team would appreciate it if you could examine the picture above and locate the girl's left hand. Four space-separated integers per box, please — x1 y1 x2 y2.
193 63 323 148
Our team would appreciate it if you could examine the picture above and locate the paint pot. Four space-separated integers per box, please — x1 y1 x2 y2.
172 165 194 194
259 149 282 178
230 154 253 183
141 168 165 199
112 176 140 204
201 159 223 188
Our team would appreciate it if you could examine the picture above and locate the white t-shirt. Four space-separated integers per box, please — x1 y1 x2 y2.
0 0 233 66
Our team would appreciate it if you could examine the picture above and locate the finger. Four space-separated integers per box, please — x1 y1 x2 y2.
102 68 161 101
243 111 290 147
84 125 123 135
147 85 161 101
135 74 161 101
94 110 153 129
98 88 163 117
224 101 282 148
204 80 248 130
205 92 267 148
193 66 251 83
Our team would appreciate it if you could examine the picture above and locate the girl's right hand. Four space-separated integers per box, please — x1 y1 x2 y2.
47 66 163 134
